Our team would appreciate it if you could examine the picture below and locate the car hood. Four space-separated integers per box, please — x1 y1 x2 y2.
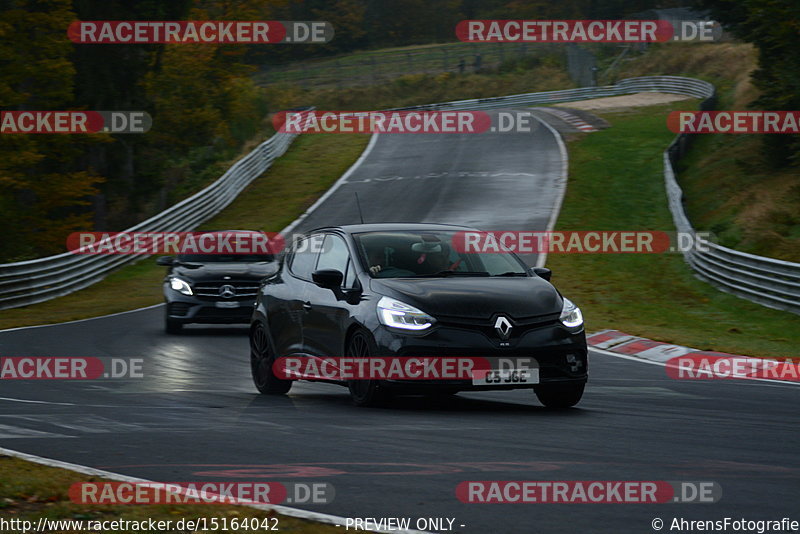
370 276 562 320
171 262 277 282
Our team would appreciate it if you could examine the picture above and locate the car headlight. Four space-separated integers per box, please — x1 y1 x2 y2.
169 277 193 296
559 297 583 328
377 296 435 330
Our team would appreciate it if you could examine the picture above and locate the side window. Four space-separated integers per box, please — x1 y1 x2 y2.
289 237 320 280
316 235 350 284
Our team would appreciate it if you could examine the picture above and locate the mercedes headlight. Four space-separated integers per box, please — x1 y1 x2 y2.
377 296 435 331
559 297 583 328
169 277 193 296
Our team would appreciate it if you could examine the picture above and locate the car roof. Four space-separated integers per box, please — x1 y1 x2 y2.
308 223 479 235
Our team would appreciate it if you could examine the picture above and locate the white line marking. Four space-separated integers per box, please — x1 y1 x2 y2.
0 397 76 406
0 425 72 439
589 346 800 387
531 114 568 269
0 446 429 534
281 133 380 236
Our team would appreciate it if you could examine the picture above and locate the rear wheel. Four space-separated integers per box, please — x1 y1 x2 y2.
250 323 292 395
346 331 391 407
534 382 585 409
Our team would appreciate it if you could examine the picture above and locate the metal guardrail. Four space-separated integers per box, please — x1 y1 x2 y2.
0 131 298 310
387 75 715 111
664 117 800 314
1 76 797 313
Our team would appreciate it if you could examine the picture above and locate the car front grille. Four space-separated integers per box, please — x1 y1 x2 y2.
194 280 261 300
436 313 560 341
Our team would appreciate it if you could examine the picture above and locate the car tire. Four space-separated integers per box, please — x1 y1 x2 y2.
250 322 292 395
165 313 183 334
534 382 585 409
346 331 391 407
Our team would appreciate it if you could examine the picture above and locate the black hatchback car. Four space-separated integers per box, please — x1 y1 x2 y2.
157 231 277 333
249 223 587 408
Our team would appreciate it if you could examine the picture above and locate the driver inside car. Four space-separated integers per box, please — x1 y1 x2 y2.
412 241 461 274
368 247 415 277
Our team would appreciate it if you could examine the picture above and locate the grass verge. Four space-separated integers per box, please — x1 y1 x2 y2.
0 134 369 331
546 101 798 359
0 456 338 534
676 133 800 262
615 42 799 260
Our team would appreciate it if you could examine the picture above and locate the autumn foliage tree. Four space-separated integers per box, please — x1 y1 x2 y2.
0 0 104 260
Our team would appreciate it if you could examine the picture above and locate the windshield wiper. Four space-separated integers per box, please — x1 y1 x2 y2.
414 270 491 277
493 271 528 277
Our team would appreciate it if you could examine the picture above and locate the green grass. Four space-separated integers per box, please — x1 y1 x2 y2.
546 102 799 359
0 456 338 534
0 134 369 331
675 133 800 262
611 42 800 261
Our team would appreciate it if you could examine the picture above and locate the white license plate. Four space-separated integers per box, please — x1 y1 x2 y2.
472 368 539 385
215 301 240 308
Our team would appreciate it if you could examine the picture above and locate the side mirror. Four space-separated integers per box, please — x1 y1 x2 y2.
532 267 552 281
312 269 343 289
156 256 175 266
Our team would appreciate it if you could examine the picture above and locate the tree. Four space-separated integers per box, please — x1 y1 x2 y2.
0 0 104 259
695 0 800 167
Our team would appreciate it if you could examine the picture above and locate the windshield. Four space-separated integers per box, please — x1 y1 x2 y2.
353 230 529 278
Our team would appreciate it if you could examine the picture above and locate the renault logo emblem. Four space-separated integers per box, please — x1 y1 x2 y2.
494 316 513 340
219 284 236 298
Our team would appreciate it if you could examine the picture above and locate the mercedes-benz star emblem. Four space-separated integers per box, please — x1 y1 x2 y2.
494 315 513 340
219 284 236 298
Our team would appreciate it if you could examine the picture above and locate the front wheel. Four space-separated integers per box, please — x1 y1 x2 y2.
346 331 391 407
250 323 292 395
164 312 183 334
534 382 585 409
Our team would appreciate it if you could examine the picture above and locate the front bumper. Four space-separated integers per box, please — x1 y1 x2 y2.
165 295 254 324
370 319 587 391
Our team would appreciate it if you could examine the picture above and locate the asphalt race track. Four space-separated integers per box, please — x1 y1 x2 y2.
1 112 798 533
292 110 565 263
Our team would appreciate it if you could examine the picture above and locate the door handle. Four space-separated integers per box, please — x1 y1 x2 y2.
302 301 312 311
